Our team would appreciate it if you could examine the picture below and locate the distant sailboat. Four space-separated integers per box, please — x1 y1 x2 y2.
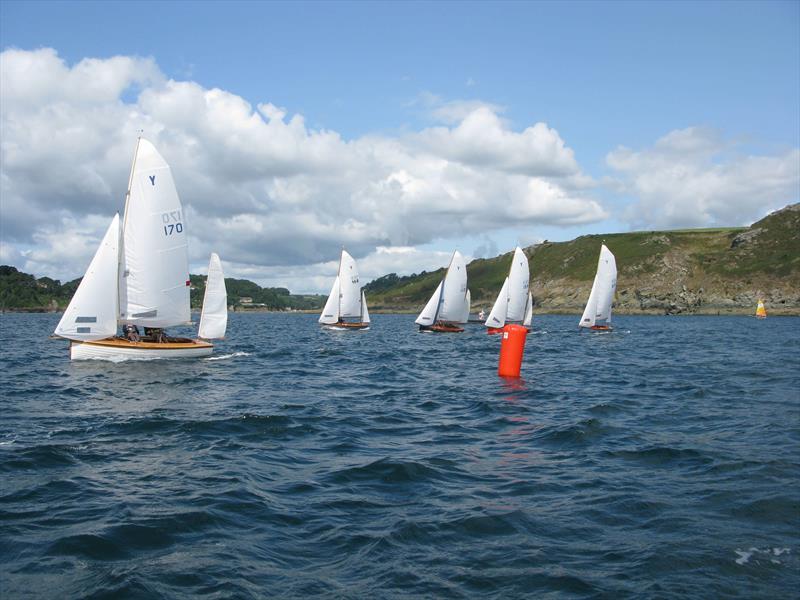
319 250 370 330
198 253 228 339
755 299 767 319
53 137 227 360
579 244 617 331
485 246 531 333
416 250 469 333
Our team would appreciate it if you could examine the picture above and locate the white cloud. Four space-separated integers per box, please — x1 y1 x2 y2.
0 48 605 287
607 127 800 229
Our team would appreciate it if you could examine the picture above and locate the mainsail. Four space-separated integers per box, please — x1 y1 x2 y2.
438 251 468 323
198 253 228 339
339 250 362 318
119 138 190 327
54 215 121 341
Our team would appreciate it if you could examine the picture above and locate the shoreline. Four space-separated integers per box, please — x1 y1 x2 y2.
3 307 798 317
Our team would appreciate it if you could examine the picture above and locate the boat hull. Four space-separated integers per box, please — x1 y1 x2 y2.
419 323 464 333
321 321 370 331
70 337 213 361
580 325 613 332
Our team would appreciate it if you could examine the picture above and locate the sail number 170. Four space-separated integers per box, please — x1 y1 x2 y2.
161 211 183 236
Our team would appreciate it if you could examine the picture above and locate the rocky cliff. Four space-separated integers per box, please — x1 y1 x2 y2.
365 203 800 315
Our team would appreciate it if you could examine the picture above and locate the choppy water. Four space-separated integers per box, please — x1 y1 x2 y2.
1 313 798 598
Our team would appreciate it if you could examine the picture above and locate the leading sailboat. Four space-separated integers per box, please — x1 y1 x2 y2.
415 250 470 333
578 244 617 331
53 137 228 360
485 246 532 333
319 250 370 330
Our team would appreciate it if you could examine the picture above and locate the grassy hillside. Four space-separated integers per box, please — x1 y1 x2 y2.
365 203 800 314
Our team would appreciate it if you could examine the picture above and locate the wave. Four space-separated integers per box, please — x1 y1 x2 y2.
204 351 252 361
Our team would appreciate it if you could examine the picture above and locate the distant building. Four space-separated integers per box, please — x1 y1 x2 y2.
239 297 253 304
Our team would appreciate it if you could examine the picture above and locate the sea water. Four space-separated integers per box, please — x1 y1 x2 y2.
1 313 798 598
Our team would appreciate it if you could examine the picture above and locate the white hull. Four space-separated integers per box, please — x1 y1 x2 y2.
70 339 213 362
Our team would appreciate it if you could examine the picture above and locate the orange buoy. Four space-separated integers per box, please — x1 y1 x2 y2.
498 324 528 378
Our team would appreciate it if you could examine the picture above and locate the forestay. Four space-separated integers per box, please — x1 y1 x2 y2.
198 253 228 339
54 215 121 341
119 138 190 328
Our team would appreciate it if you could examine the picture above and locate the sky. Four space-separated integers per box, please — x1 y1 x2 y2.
1 0 798 293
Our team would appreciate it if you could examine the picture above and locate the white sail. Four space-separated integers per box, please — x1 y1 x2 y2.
361 291 370 324
339 250 361 318
485 277 509 328
415 280 443 325
506 247 530 322
523 291 533 327
319 276 341 324
438 250 468 322
459 289 471 324
594 245 617 323
54 215 121 341
198 253 227 339
119 138 190 327
579 244 616 327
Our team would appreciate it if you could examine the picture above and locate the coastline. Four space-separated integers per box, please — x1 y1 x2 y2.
4 307 798 316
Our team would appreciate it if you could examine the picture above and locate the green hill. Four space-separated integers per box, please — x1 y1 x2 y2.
0 266 324 312
364 203 800 315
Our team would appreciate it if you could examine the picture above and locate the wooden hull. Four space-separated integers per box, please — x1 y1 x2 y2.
321 322 370 331
70 337 213 361
419 323 464 333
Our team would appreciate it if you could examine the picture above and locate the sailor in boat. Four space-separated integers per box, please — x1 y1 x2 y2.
478 309 486 321
124 324 140 342
144 327 167 343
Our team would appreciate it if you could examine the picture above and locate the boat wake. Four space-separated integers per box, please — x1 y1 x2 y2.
205 351 251 361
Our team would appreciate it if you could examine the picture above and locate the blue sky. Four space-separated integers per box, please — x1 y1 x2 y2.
1 0 798 291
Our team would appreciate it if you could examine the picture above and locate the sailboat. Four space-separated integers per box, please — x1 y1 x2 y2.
755 299 767 319
415 250 470 333
53 137 228 360
485 246 532 333
578 244 617 331
319 250 370 330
